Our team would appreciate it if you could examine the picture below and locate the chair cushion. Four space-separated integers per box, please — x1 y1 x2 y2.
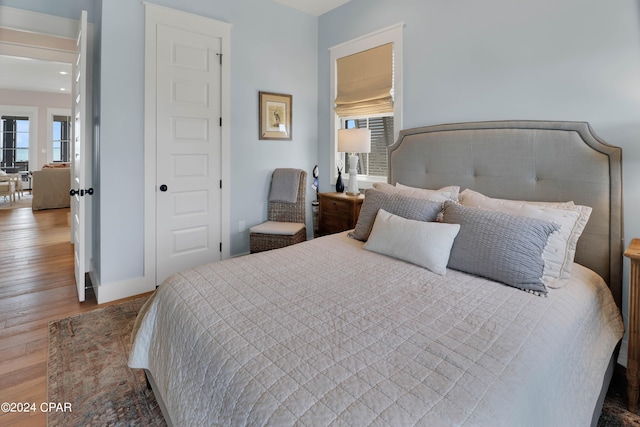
250 221 305 236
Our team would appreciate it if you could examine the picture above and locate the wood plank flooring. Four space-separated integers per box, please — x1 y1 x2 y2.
0 207 142 427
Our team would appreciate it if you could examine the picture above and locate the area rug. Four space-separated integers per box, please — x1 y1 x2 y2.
47 294 640 426
0 192 31 210
598 375 640 427
47 296 166 427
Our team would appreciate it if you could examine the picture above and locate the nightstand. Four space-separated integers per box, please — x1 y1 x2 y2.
317 192 364 236
626 238 640 412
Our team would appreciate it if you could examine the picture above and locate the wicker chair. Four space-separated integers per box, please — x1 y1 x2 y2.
249 169 307 253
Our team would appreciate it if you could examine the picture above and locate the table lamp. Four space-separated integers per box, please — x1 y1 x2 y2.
338 128 371 196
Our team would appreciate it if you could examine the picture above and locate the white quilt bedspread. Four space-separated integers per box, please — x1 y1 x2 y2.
129 232 623 426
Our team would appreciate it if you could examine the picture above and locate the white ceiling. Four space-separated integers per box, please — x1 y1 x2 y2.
0 0 349 94
0 54 72 94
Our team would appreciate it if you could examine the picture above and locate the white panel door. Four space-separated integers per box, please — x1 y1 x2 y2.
71 10 92 302
156 24 222 284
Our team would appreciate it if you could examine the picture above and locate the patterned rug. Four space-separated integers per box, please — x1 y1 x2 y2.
47 296 166 427
0 192 31 210
47 295 640 426
598 375 640 427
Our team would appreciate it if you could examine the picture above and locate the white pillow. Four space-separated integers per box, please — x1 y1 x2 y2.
364 209 460 275
396 182 460 201
459 189 591 282
0 169 6 176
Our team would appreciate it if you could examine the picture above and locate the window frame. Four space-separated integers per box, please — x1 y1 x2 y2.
342 114 394 178
47 108 72 164
0 106 37 172
329 23 403 189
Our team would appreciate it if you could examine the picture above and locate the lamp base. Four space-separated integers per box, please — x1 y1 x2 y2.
346 153 360 196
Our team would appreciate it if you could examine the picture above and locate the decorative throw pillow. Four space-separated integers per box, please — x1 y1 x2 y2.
364 209 460 275
374 182 458 202
459 189 576 208
459 189 591 281
442 201 560 295
349 188 443 242
397 182 460 202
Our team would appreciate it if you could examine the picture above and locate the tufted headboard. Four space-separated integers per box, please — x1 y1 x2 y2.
388 120 623 307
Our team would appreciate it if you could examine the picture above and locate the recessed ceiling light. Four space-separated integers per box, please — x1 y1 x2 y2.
60 71 68 75
60 88 66 91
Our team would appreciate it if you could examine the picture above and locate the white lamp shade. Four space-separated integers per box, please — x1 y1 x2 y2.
338 128 371 153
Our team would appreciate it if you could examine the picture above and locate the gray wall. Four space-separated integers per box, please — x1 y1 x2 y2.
0 0 97 22
4 0 640 313
318 0 640 353
1 0 318 285
318 0 640 246
97 0 318 283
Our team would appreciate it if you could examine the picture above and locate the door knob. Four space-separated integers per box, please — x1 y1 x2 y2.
70 188 94 196
159 184 168 192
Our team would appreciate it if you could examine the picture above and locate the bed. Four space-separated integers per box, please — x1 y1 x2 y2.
129 120 624 426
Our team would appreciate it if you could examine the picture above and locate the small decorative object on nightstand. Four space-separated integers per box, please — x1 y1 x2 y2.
335 165 344 193
625 238 640 412
317 192 364 237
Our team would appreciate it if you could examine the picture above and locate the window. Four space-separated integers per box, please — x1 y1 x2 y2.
329 23 403 188
1 116 30 172
52 115 71 162
343 116 394 177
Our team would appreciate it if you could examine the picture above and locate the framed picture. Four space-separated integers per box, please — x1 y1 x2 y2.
259 91 292 140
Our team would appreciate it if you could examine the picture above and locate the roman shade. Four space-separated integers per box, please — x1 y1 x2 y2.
334 42 393 117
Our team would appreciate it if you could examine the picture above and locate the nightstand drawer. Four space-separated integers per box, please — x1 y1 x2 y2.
322 198 352 216
317 192 365 236
320 214 352 233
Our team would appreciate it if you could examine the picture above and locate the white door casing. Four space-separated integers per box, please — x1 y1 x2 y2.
145 4 231 287
71 10 93 302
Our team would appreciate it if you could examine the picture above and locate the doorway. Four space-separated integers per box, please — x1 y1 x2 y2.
0 8 81 292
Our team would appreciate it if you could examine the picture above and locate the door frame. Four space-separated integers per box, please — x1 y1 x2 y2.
144 3 231 286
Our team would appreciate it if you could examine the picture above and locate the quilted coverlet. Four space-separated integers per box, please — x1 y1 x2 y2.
129 232 623 426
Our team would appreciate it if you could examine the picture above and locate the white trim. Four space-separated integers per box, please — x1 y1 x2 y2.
0 6 79 39
329 23 404 188
329 22 404 53
0 7 82 64
0 105 38 174
91 273 156 305
144 3 232 289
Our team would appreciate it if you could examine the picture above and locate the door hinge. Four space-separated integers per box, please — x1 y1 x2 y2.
219 180 222 189
217 53 222 65
219 117 222 127
219 242 222 252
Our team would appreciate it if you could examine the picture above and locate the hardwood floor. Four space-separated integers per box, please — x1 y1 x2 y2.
0 207 102 426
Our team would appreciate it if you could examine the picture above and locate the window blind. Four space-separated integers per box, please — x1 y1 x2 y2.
335 43 393 117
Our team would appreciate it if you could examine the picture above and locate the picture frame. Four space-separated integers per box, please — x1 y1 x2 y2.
259 91 292 140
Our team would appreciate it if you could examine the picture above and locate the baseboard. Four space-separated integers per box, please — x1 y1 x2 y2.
89 261 156 304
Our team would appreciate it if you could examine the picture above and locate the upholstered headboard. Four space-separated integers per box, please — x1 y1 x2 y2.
388 120 623 307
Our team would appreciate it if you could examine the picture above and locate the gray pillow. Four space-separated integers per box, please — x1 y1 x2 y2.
349 188 443 241
442 201 560 294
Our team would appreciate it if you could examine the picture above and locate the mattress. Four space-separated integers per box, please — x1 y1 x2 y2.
129 232 623 426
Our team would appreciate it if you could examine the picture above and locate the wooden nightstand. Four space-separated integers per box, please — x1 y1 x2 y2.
626 238 640 412
317 192 364 236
